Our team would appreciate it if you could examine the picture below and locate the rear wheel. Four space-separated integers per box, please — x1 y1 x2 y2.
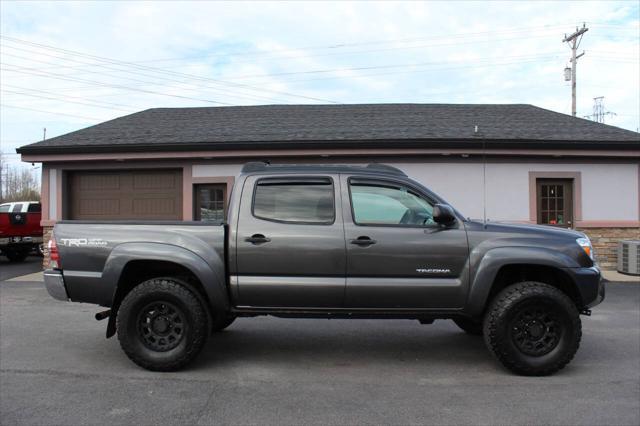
453 318 483 335
116 278 209 371
484 281 581 376
5 249 28 262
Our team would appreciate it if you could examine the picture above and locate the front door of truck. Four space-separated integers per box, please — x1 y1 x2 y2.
234 174 346 308
342 175 469 309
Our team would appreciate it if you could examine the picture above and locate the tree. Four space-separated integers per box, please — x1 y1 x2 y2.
0 154 41 203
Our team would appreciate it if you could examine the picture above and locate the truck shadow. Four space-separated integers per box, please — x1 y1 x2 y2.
191 318 492 371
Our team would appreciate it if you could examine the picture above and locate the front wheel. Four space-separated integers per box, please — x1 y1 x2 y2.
116 278 209 371
483 282 581 376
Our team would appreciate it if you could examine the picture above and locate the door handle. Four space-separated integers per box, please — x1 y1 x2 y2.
350 236 377 246
245 234 271 244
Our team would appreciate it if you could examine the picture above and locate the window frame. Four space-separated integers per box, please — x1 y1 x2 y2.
251 176 336 226
11 203 25 213
347 177 442 229
27 203 41 213
193 183 227 222
535 178 574 227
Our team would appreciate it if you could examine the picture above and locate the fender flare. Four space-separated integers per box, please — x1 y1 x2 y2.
466 246 580 316
103 242 228 337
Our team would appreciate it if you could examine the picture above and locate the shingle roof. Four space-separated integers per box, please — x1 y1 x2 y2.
16 104 640 154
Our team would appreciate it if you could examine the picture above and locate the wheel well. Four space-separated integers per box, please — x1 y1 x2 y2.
105 260 213 338
488 264 582 308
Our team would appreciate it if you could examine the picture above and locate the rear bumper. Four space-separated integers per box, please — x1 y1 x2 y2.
43 269 69 301
0 236 43 246
566 266 605 308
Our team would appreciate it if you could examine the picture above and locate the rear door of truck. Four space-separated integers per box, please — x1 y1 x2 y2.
234 173 346 308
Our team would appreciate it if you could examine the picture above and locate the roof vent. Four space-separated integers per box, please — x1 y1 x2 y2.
618 240 640 276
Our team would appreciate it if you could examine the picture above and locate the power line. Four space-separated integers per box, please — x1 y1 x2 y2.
0 104 102 121
97 23 574 65
226 52 564 81
0 47 295 104
1 88 136 113
279 56 562 84
1 43 564 82
0 36 341 104
0 84 137 109
1 63 235 106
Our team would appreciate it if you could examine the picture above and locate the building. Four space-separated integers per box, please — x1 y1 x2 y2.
17 104 640 270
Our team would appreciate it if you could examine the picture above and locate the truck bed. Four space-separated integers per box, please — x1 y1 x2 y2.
53 221 226 306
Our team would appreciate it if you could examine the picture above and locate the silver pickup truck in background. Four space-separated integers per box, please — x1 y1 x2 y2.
44 163 604 375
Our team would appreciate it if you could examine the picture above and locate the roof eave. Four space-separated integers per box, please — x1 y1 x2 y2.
15 138 640 156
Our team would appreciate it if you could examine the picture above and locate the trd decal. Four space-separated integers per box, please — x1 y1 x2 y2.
59 238 108 248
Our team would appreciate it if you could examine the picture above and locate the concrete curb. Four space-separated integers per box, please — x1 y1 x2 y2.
602 270 639 283
7 272 44 282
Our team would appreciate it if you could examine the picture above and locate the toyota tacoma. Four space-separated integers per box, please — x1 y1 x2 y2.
44 163 604 375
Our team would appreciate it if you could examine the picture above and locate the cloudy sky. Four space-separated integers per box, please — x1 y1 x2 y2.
1 1 638 169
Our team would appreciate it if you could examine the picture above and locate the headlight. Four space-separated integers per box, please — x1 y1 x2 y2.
576 237 594 260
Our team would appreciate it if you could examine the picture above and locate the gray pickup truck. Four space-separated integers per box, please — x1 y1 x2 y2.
44 163 604 375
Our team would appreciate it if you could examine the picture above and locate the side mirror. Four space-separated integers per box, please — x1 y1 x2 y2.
433 204 456 226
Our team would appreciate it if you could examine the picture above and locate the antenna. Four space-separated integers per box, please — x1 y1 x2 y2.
43 127 46 141
473 124 487 228
474 124 487 227
482 136 487 227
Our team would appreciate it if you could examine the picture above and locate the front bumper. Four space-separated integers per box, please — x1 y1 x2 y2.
566 266 605 308
43 269 69 301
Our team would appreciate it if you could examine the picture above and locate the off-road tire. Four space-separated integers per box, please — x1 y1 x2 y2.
453 318 483 335
5 250 28 262
211 313 236 332
483 281 581 376
117 278 209 371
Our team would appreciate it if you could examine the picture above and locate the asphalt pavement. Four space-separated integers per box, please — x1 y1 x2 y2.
0 255 43 281
0 276 638 425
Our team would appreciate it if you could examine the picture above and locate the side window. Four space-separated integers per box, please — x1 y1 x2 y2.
350 181 435 226
253 178 335 224
28 203 42 213
0 204 10 213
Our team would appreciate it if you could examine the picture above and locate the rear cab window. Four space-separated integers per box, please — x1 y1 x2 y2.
252 177 335 224
27 203 42 213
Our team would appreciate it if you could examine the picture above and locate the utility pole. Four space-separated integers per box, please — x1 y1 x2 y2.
563 23 588 116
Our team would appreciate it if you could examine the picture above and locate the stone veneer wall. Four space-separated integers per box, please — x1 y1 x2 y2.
578 227 640 271
42 226 53 269
40 224 636 271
